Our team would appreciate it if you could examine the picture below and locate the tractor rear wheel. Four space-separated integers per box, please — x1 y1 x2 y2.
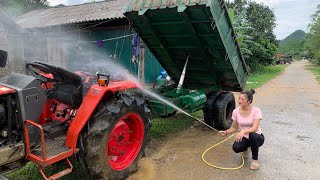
81 94 150 179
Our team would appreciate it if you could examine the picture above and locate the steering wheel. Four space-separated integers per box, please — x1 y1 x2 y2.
26 62 64 83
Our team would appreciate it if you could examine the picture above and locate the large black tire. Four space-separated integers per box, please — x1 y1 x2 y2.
80 94 151 180
203 92 235 130
203 93 219 127
214 92 235 130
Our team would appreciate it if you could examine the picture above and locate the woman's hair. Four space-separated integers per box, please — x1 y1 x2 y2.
240 89 255 103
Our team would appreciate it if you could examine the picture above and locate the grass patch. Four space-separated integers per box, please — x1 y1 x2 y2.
7 157 86 180
245 65 287 89
149 110 203 139
307 64 320 82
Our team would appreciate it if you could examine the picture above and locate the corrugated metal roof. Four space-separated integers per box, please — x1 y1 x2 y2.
125 0 209 12
16 0 127 29
0 10 25 33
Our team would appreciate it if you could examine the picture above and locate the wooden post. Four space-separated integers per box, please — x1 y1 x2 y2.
138 39 145 87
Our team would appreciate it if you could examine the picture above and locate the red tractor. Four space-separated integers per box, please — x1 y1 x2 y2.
0 50 150 179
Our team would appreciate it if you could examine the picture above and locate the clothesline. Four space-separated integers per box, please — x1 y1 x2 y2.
85 34 134 43
8 19 118 37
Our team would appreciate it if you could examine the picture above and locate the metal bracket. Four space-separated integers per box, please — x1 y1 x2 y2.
177 5 187 12
211 21 216 31
138 8 148 15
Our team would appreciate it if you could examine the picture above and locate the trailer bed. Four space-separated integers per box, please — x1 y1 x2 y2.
125 0 248 92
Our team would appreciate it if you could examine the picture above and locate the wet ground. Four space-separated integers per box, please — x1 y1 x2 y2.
128 60 320 180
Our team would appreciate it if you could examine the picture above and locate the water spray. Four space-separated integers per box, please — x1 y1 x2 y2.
140 88 219 132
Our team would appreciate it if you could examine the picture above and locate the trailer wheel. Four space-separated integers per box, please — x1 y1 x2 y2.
214 92 235 130
203 92 235 130
81 94 150 179
203 94 218 128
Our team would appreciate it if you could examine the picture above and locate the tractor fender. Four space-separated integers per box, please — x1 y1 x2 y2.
0 85 16 95
65 81 140 151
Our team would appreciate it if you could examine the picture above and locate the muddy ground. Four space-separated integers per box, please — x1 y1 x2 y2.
129 60 320 180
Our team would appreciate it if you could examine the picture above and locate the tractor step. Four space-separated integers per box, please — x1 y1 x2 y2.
33 121 69 158
32 133 69 158
24 120 75 179
39 158 73 180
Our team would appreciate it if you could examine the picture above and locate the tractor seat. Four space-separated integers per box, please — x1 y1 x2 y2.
52 83 83 107
34 62 83 107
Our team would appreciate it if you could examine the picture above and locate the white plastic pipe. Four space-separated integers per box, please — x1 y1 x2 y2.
176 56 189 93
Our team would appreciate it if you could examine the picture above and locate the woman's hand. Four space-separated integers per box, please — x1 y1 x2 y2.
236 130 245 142
218 130 228 137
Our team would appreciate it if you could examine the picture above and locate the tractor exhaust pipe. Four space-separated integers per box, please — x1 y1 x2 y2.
176 56 189 93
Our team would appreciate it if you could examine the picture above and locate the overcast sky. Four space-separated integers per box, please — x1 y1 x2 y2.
48 0 320 40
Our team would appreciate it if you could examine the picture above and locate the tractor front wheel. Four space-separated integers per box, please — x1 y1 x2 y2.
81 94 150 179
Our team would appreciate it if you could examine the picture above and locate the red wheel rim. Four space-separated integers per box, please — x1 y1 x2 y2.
107 113 145 170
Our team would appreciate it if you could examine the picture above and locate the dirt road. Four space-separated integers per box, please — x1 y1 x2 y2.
129 60 320 180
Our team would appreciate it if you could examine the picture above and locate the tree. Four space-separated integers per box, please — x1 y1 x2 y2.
278 39 305 58
227 0 278 72
229 5 257 59
227 0 248 13
307 4 320 64
277 30 307 59
0 0 48 17
246 2 277 45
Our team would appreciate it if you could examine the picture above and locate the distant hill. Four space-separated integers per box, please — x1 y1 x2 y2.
278 30 307 58
281 30 306 44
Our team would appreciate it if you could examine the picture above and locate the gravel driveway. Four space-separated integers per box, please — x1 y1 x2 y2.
129 60 320 180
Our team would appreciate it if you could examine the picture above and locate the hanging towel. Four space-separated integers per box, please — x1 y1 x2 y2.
131 33 140 63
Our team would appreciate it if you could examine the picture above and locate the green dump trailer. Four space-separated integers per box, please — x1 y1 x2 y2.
125 0 249 130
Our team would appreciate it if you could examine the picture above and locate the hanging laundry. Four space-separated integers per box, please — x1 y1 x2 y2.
96 40 104 47
131 33 140 63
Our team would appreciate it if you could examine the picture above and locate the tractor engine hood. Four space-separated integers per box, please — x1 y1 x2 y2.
0 73 46 122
